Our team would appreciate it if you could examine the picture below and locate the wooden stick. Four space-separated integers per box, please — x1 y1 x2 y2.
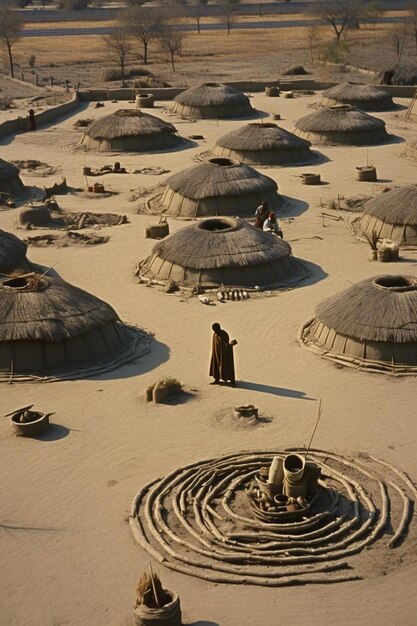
305 398 322 462
148 562 160 609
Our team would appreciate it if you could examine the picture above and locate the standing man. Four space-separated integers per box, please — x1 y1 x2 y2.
209 322 237 387
254 201 269 229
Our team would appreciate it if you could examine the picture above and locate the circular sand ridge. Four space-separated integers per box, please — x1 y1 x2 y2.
130 449 417 587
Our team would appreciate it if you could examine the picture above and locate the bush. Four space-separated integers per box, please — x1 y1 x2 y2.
319 39 350 65
101 67 155 81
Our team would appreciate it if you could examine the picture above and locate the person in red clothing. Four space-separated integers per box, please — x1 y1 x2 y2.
28 109 36 131
209 322 237 387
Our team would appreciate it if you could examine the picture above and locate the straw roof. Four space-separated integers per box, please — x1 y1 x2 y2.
378 63 417 86
0 229 30 272
172 83 255 119
0 273 149 378
294 105 389 145
321 82 394 111
83 109 178 140
156 157 281 218
0 274 119 342
300 274 417 373
312 275 417 342
209 122 314 165
0 158 20 181
138 217 307 289
358 186 417 246
0 158 24 194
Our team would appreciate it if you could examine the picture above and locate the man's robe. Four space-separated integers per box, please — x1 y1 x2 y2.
209 329 235 382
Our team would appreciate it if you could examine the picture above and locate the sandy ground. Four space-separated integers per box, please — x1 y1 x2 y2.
1 92 417 626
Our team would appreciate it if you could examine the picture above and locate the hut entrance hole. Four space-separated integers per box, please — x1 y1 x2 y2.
198 218 236 232
373 275 417 291
329 104 353 112
208 157 239 167
3 276 29 289
249 123 277 129
205 82 221 88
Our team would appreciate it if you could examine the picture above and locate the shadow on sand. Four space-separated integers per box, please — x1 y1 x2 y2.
237 381 315 400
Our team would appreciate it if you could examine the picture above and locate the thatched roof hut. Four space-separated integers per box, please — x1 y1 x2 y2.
321 82 395 111
172 83 255 119
0 274 148 378
0 229 31 273
294 105 389 145
300 275 417 373
357 185 417 246
155 157 281 218
378 63 417 86
209 123 315 166
80 109 182 152
138 217 307 289
0 158 24 196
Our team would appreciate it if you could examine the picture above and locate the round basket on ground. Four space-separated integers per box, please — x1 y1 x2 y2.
301 172 321 185
10 410 50 436
136 93 155 108
265 86 280 97
134 591 181 626
355 165 377 181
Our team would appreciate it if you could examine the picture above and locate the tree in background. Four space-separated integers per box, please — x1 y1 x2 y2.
0 3 22 78
103 27 133 86
188 0 209 34
158 22 184 71
408 0 417 53
217 0 241 35
390 22 409 61
312 0 363 41
364 1 382 30
305 25 321 64
121 6 160 64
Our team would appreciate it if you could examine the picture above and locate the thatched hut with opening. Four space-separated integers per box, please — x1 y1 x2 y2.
155 157 281 218
0 230 31 273
356 185 417 246
378 63 417 86
300 275 417 374
137 217 307 290
0 274 149 379
172 83 255 119
320 82 395 111
80 109 183 152
294 105 390 145
0 159 24 197
209 123 315 165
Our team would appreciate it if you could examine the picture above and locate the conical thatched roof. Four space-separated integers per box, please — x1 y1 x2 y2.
294 105 389 145
138 216 307 289
0 229 31 273
300 274 417 373
0 274 148 378
80 109 182 152
172 83 255 119
156 157 281 218
0 158 24 195
209 122 315 165
378 63 417 86
358 185 417 246
321 82 394 111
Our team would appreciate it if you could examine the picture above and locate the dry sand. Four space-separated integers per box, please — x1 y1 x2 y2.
1 92 417 626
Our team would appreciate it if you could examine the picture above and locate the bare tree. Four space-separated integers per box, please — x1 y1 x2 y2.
158 23 184 72
305 25 320 64
217 0 241 35
408 0 417 52
121 6 160 64
390 22 409 61
364 0 382 30
188 0 209 34
311 0 363 41
0 3 22 79
103 26 133 86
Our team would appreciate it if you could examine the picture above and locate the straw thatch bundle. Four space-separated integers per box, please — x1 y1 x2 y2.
294 105 389 145
172 83 255 119
138 216 307 289
80 109 182 152
358 185 417 246
0 274 145 376
209 123 314 165
321 82 394 111
0 158 24 196
0 229 31 273
300 274 417 373
156 157 281 218
378 63 417 86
